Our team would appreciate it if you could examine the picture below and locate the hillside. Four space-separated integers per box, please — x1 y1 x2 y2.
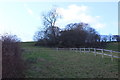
105 42 120 52
20 42 119 78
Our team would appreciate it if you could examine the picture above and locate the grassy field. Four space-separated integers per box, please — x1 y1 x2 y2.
106 42 120 52
21 42 119 78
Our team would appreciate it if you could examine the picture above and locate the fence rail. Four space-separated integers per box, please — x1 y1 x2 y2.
56 48 120 61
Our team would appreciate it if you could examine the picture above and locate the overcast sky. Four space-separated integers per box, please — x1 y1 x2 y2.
0 1 118 41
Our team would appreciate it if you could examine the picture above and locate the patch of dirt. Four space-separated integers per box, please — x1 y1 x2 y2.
37 58 46 62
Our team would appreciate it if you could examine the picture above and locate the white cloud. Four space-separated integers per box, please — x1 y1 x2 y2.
95 16 101 18
56 5 88 21
93 23 106 29
27 8 33 15
56 4 106 29
24 3 33 15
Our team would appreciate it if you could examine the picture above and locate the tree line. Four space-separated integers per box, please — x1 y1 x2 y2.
34 8 120 48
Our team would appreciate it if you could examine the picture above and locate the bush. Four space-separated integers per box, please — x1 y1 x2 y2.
2 34 25 78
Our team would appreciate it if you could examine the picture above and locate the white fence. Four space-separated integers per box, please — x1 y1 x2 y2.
56 48 120 61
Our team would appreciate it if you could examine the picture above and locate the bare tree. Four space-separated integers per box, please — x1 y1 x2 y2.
42 8 60 28
42 8 61 45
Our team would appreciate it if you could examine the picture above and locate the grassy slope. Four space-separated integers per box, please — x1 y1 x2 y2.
21 42 119 78
105 42 120 52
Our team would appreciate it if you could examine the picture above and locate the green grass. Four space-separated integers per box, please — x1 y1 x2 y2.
21 42 119 78
105 42 120 52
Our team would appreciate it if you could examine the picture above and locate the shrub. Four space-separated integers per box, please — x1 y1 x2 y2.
2 34 25 78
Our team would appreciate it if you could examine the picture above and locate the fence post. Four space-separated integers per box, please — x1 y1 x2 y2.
102 49 104 58
79 48 81 53
84 48 85 54
94 48 96 56
75 48 77 52
111 50 113 61
89 48 90 52
56 48 58 51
